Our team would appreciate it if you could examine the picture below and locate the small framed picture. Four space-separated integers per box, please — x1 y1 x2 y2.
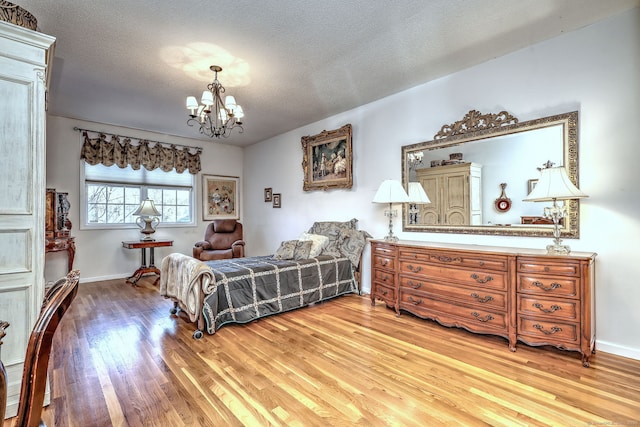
272 193 281 208
527 179 538 195
264 187 272 202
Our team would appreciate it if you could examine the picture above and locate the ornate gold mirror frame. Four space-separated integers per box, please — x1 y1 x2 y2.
401 110 580 238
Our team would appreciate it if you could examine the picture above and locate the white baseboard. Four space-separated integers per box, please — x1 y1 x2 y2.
79 273 130 283
596 340 640 361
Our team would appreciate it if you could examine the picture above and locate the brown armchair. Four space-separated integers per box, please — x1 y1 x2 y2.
193 220 245 261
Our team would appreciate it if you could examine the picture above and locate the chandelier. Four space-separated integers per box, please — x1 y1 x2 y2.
186 65 244 138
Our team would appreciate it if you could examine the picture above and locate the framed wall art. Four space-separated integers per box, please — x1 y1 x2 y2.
527 179 538 195
272 193 281 208
264 187 272 202
202 174 240 220
301 123 352 191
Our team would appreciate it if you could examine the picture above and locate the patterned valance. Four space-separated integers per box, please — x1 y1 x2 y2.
78 129 202 175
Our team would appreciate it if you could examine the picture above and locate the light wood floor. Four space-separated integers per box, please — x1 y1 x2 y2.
5 276 640 426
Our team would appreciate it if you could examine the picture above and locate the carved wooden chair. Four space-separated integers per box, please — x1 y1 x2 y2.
1 319 8 422
12 270 80 427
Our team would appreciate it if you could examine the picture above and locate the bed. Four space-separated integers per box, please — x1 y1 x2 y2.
160 219 369 338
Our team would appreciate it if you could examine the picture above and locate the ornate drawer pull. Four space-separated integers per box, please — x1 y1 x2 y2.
381 275 390 282
533 324 562 335
408 296 423 305
532 281 561 292
406 264 423 273
379 259 389 266
532 303 562 313
471 312 494 322
380 289 388 296
407 281 422 289
432 255 462 263
470 293 494 303
470 274 493 284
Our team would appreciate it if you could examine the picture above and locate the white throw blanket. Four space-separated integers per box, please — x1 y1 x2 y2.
160 253 214 322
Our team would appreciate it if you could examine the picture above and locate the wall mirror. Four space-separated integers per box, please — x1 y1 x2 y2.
401 110 580 237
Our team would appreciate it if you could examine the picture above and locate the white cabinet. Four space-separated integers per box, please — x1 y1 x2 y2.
0 21 55 418
415 163 482 225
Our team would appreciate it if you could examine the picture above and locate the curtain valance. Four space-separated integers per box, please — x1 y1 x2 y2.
78 128 202 175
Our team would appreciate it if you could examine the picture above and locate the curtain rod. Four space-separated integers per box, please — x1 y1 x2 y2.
73 127 203 154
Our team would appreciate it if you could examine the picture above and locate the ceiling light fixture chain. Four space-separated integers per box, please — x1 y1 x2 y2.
186 65 244 138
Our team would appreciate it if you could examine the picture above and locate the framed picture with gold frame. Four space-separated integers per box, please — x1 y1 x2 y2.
301 124 352 191
202 174 240 220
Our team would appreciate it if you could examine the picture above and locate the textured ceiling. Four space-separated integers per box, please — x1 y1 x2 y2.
16 0 640 146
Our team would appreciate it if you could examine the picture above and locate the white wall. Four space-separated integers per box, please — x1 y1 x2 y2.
243 8 640 359
44 116 244 282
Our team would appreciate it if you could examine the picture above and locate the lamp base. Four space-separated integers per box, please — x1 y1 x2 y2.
384 234 399 243
136 216 159 242
546 242 570 255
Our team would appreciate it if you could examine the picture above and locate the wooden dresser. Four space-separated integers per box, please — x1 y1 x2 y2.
371 240 596 367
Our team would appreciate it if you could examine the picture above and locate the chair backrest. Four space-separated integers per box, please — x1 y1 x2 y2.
13 270 80 427
204 220 243 249
1 320 8 422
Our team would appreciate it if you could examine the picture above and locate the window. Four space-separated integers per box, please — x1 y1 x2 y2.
81 163 195 229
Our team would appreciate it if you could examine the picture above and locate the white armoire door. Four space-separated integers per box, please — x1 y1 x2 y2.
0 21 55 418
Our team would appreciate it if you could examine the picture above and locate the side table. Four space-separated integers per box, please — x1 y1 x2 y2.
122 239 173 286
45 236 76 273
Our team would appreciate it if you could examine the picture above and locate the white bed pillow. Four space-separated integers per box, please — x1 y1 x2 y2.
298 232 329 257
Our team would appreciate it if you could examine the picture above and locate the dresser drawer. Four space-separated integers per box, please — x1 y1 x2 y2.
399 260 507 291
518 275 579 298
372 282 396 303
373 242 396 256
518 296 579 321
399 291 508 331
517 258 581 277
372 254 396 271
518 316 579 344
373 268 395 287
399 248 508 271
400 276 507 310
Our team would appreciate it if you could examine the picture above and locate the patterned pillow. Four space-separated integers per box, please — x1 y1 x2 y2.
293 240 313 260
274 240 314 260
308 219 358 257
298 232 329 257
274 240 297 260
307 218 358 236
337 229 372 268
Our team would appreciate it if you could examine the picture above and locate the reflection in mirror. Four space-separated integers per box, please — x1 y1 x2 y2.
401 110 580 238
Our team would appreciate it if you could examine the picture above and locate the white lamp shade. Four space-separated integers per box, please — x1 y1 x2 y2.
186 96 198 110
132 199 161 217
523 166 588 202
224 95 237 110
234 105 244 119
407 182 431 203
201 90 214 106
373 180 409 203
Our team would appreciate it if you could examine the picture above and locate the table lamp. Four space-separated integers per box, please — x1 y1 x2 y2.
373 180 409 242
523 162 588 254
407 182 431 224
132 198 161 241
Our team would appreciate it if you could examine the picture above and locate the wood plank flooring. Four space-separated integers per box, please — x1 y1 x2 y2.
4 276 640 426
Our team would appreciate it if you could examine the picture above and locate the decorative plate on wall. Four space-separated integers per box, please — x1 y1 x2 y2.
494 183 512 212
